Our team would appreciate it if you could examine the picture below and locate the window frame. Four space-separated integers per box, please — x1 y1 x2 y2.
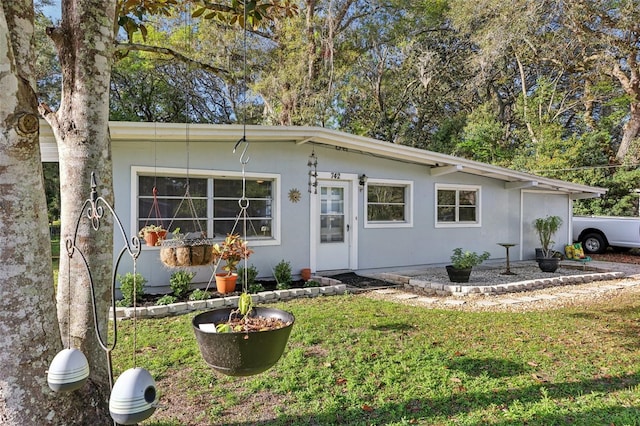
364 178 413 228
435 183 482 228
131 166 281 247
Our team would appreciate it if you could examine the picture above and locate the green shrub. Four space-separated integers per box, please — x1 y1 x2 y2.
304 280 321 288
156 295 177 305
170 270 195 298
189 289 212 301
274 259 292 290
116 272 147 307
248 282 265 294
238 264 259 288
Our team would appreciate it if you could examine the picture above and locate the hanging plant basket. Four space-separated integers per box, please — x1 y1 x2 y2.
160 237 214 268
192 307 295 376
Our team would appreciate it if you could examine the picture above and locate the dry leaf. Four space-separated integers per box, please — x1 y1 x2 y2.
361 404 374 412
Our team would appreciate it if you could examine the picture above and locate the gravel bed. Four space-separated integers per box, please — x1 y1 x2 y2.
411 262 593 286
363 261 640 312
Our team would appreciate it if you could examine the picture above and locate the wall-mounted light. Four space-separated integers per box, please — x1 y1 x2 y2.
358 174 368 187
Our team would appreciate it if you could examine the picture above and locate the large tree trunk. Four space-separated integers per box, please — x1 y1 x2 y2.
39 0 117 422
617 101 640 163
0 1 110 424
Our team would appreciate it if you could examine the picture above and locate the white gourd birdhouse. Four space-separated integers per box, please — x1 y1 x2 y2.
109 367 157 425
47 348 90 392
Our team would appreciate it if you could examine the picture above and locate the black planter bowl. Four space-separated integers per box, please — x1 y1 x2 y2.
537 257 560 273
192 307 295 377
446 265 472 283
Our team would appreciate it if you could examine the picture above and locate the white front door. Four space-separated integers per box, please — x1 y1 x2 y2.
315 181 351 271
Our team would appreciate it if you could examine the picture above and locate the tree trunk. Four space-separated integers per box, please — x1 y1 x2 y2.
39 0 117 422
617 101 640 163
0 1 110 424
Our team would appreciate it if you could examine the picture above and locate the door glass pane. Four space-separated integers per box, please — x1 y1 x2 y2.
320 186 344 243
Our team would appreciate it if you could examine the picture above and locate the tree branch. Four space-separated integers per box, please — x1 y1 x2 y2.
115 42 230 77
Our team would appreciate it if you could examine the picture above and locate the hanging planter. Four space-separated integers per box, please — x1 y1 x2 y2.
138 225 167 247
160 236 214 268
192 299 295 376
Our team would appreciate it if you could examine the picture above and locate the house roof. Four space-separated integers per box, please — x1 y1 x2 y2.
39 121 606 199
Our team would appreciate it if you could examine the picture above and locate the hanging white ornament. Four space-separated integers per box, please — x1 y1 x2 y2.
47 348 90 392
109 367 157 425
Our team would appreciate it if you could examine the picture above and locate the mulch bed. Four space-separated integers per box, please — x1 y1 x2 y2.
590 248 640 264
326 272 398 289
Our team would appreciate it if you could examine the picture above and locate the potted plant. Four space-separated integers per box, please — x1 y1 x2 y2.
533 215 563 272
212 233 254 294
138 224 167 247
192 293 295 376
446 248 491 283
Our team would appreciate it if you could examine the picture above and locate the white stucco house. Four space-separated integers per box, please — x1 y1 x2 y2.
40 121 606 291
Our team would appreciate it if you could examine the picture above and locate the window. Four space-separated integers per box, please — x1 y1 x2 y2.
136 169 276 240
435 184 480 227
365 180 413 228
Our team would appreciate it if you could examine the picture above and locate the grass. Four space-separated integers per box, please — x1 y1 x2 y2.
110 291 640 425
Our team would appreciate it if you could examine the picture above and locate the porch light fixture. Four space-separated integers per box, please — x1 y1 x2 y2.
358 174 368 187
308 149 318 194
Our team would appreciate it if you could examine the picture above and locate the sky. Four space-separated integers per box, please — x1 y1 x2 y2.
41 2 61 21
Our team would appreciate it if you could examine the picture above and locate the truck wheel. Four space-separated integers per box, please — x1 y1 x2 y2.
581 233 606 254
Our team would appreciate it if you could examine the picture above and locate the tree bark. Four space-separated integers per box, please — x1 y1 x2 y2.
0 1 110 424
39 0 118 422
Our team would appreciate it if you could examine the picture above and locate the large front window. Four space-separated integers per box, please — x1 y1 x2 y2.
137 171 275 239
436 184 480 226
364 179 413 228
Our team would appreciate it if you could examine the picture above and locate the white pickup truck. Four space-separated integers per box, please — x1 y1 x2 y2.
572 216 640 254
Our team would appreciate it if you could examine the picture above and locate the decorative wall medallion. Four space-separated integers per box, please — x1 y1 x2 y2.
288 188 301 203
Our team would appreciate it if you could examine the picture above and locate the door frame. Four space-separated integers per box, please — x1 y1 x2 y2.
309 172 359 272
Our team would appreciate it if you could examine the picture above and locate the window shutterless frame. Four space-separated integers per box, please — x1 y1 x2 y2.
435 183 481 228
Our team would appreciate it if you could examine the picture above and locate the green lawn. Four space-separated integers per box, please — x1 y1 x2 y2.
111 291 640 425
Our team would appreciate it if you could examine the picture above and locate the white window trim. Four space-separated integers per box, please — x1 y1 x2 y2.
131 166 281 247
364 178 413 229
435 183 482 228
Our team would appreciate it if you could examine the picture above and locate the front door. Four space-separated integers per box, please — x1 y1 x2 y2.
316 181 351 271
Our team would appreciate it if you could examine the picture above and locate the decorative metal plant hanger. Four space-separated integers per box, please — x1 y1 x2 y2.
190 4 295 377
47 173 157 425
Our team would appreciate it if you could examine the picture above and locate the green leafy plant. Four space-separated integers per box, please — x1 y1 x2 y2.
189 289 212 301
169 270 195 298
212 233 254 275
304 280 321 288
156 295 177 305
138 224 166 238
116 272 147 307
450 248 491 269
248 282 265 294
215 293 253 333
533 215 563 257
238 264 259 288
273 259 292 289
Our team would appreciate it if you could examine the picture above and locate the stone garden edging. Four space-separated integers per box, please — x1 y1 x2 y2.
379 271 626 297
110 277 347 320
